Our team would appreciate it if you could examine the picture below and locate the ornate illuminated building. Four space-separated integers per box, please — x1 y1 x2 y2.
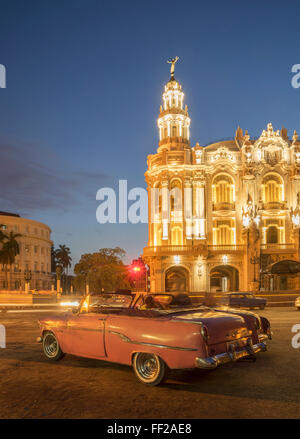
143 60 300 293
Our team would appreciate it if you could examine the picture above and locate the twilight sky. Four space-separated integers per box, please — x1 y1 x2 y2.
0 0 299 266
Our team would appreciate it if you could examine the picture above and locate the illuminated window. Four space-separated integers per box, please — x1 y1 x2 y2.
262 219 284 244
213 219 236 245
266 226 278 243
262 173 284 203
212 174 235 205
170 180 182 219
171 226 183 245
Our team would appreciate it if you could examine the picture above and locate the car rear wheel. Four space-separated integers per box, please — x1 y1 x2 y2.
259 304 265 310
133 353 167 386
43 331 64 361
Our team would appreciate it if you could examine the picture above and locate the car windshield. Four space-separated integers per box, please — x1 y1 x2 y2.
82 293 133 313
138 293 196 311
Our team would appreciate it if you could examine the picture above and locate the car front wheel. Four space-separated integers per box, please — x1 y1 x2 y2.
259 304 265 310
133 353 167 386
42 331 64 361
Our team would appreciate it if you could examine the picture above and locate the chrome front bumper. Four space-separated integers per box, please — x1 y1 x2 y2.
195 341 267 370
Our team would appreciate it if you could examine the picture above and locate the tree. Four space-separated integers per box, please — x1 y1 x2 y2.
51 246 58 273
55 245 72 274
54 244 72 293
74 247 130 293
0 224 7 243
1 231 21 290
0 225 8 289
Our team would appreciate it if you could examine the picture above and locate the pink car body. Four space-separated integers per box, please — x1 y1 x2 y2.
38 292 270 385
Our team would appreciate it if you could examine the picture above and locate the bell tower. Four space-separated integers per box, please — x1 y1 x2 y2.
157 57 191 152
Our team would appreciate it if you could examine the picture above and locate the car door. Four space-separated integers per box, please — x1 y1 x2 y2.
243 294 255 308
66 312 106 358
230 295 240 307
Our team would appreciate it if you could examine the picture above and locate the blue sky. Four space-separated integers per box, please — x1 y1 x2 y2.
0 0 299 266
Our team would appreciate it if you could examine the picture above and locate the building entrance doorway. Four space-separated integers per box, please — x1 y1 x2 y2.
165 266 189 292
210 265 239 292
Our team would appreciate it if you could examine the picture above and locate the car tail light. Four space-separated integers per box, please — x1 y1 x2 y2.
200 324 209 342
255 316 261 330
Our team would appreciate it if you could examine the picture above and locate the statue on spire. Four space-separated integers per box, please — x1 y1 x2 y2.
167 56 179 80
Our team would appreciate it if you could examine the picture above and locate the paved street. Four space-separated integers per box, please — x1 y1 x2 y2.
0 307 299 419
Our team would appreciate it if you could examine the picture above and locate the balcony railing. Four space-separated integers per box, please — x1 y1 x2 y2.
144 243 296 256
208 245 245 252
260 243 296 251
261 202 286 210
143 244 245 256
144 245 203 255
212 202 235 211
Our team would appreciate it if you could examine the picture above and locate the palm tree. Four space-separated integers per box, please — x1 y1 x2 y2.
0 224 7 242
2 231 22 290
0 225 8 289
55 245 72 293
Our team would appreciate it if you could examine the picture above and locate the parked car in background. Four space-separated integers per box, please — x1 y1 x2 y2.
37 292 271 386
220 293 267 310
295 296 300 310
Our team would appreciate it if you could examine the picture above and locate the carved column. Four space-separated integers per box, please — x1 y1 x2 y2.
161 180 169 241
184 179 192 240
193 179 206 239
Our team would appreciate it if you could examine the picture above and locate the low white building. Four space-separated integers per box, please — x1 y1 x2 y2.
0 211 53 290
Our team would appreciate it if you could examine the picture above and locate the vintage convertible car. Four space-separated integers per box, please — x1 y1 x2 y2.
37 292 271 386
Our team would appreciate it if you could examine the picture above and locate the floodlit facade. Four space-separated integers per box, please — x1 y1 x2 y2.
143 67 300 293
0 212 53 290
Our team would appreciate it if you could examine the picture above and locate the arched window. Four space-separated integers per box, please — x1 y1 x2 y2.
170 180 182 221
171 226 183 245
266 226 278 244
262 174 284 203
153 224 162 246
212 174 235 206
213 219 236 245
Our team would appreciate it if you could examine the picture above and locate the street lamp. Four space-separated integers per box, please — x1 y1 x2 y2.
242 197 260 230
290 199 300 257
242 196 261 289
24 269 32 294
290 201 300 229
250 252 260 282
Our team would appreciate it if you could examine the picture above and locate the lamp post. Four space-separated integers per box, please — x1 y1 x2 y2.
242 196 261 290
290 199 300 257
24 269 32 294
56 266 62 294
250 252 260 282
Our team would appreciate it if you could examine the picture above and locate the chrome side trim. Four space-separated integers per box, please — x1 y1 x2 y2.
195 342 267 370
67 326 103 332
108 330 198 351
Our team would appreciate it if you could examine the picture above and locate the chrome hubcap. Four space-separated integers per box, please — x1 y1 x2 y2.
136 354 159 381
44 334 58 358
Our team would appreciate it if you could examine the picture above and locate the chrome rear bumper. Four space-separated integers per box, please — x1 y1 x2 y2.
195 341 267 370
